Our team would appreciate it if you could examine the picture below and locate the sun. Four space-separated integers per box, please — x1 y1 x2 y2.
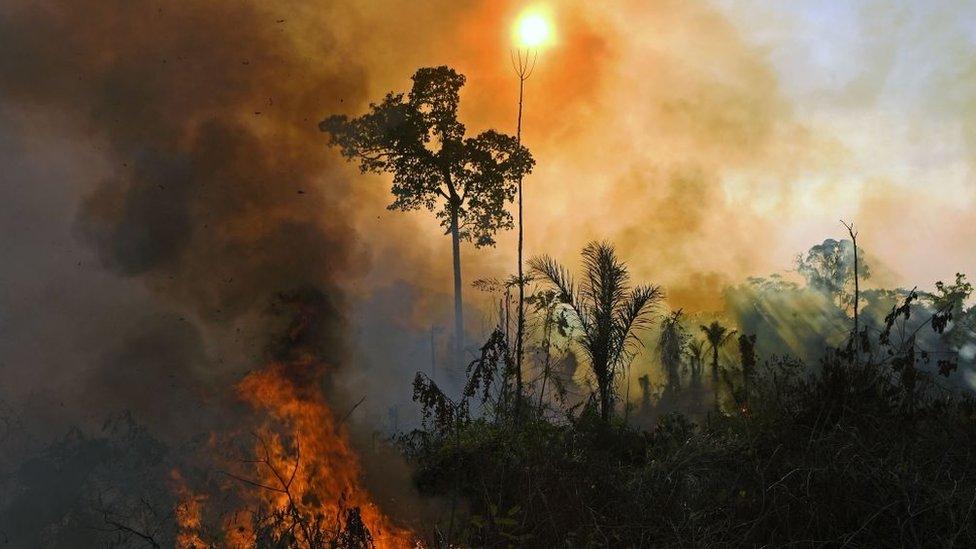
514 9 553 49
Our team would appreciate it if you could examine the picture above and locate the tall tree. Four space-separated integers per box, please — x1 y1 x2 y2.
840 221 861 338
686 339 706 383
530 242 662 421
512 49 537 406
796 238 870 314
320 67 534 361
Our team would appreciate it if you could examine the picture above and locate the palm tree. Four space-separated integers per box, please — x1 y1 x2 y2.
685 338 707 410
658 310 688 396
529 241 663 421
686 338 706 383
700 320 736 409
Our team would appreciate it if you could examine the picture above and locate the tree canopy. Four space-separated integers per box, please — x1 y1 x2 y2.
320 66 534 247
795 238 870 309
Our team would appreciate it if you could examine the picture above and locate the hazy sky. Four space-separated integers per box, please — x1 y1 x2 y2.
714 0 976 283
2 0 975 421
346 0 976 316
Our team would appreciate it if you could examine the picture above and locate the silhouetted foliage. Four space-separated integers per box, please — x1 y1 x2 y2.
658 310 688 396
700 321 736 406
413 373 465 431
796 238 870 312
463 328 511 405
403 291 976 547
929 273 973 318
320 67 533 247
321 66 534 358
529 242 663 421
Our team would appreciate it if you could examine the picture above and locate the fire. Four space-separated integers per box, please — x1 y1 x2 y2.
231 358 413 548
171 469 210 549
166 290 412 547
171 357 413 547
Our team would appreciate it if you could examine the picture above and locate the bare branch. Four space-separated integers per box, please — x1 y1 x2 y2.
338 395 367 427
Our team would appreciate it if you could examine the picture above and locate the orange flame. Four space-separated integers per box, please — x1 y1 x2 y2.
172 354 413 547
233 358 413 547
171 469 210 549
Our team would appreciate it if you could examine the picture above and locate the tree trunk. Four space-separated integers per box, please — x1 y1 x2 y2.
599 369 612 422
711 347 719 382
601 387 611 422
515 74 526 407
537 311 553 412
711 346 720 411
450 205 463 366
852 240 859 336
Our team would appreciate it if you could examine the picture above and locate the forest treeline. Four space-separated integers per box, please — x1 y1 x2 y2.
402 234 976 546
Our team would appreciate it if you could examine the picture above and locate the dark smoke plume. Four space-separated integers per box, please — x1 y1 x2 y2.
0 0 371 424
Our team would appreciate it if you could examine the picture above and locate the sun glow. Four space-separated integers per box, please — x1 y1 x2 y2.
514 8 554 48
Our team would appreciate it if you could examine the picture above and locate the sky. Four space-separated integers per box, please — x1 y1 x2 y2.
1 0 975 431
338 0 976 320
712 0 976 284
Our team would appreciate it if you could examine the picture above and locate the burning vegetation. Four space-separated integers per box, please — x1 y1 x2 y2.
164 292 414 548
223 360 409 547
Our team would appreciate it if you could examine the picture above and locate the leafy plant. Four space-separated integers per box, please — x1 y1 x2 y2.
529 241 663 421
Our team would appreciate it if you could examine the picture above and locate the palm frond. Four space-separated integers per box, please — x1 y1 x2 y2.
528 255 588 333
700 320 737 351
529 255 573 303
581 241 628 321
613 284 664 364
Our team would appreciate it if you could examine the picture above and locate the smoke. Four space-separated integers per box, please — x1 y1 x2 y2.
0 0 370 424
3 0 973 413
0 0 500 542
0 1 387 542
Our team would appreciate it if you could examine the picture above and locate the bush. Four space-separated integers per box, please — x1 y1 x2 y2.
401 349 976 547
